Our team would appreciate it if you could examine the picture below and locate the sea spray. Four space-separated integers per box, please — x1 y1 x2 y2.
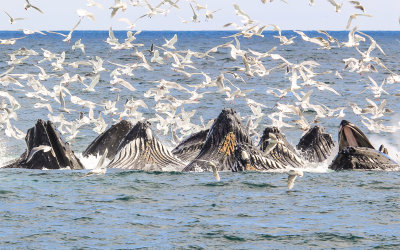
76 152 111 170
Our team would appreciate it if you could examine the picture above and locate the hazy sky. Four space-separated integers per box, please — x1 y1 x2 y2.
0 0 399 31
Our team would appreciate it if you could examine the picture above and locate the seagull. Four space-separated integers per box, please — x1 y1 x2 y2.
233 4 252 25
0 36 26 45
110 0 128 18
58 88 72 113
150 50 164 64
85 149 108 176
162 34 178 49
327 0 343 13
317 30 341 47
293 30 331 49
110 76 136 91
207 161 220 181
19 28 46 36
363 76 388 98
82 74 100 92
47 18 81 43
142 0 166 18
205 5 221 20
87 0 104 9
0 91 21 110
189 3 199 23
24 0 43 13
118 17 143 30
335 70 343 79
273 34 296 45
76 9 96 22
72 39 85 53
287 169 303 190
34 102 53 113
263 132 283 154
341 26 360 47
26 145 54 163
4 11 25 24
349 1 365 12
191 159 220 181
346 13 372 30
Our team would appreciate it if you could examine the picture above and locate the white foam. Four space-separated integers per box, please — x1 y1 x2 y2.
369 135 400 163
76 152 111 170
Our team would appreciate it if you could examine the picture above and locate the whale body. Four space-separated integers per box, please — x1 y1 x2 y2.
2 119 84 170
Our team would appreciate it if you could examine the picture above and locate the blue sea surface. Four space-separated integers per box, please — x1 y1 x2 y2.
0 30 400 248
0 169 400 249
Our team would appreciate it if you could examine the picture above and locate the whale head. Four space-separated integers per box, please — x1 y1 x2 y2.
296 125 335 162
338 120 374 151
183 108 251 172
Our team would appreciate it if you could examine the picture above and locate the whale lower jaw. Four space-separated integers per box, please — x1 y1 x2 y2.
107 137 186 171
259 126 305 168
329 146 400 171
263 143 305 168
172 129 209 163
234 143 286 171
83 120 133 160
183 129 249 172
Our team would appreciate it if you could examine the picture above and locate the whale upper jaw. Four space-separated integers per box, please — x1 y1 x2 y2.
338 120 374 151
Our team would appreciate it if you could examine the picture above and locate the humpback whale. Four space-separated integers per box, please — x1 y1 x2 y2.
106 121 186 171
233 143 285 171
2 119 84 170
329 120 400 170
182 108 253 172
83 120 133 160
296 125 335 162
259 127 305 168
172 129 209 163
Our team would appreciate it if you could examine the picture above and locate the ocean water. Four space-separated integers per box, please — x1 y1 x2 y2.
1 169 400 249
1 30 400 248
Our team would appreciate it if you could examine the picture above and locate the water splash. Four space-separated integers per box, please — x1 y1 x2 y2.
76 152 110 170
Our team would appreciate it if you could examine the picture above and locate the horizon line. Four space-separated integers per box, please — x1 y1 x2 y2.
0 29 399 32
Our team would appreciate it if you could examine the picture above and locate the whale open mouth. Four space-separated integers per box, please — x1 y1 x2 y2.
343 126 358 147
338 120 374 151
2 120 84 170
